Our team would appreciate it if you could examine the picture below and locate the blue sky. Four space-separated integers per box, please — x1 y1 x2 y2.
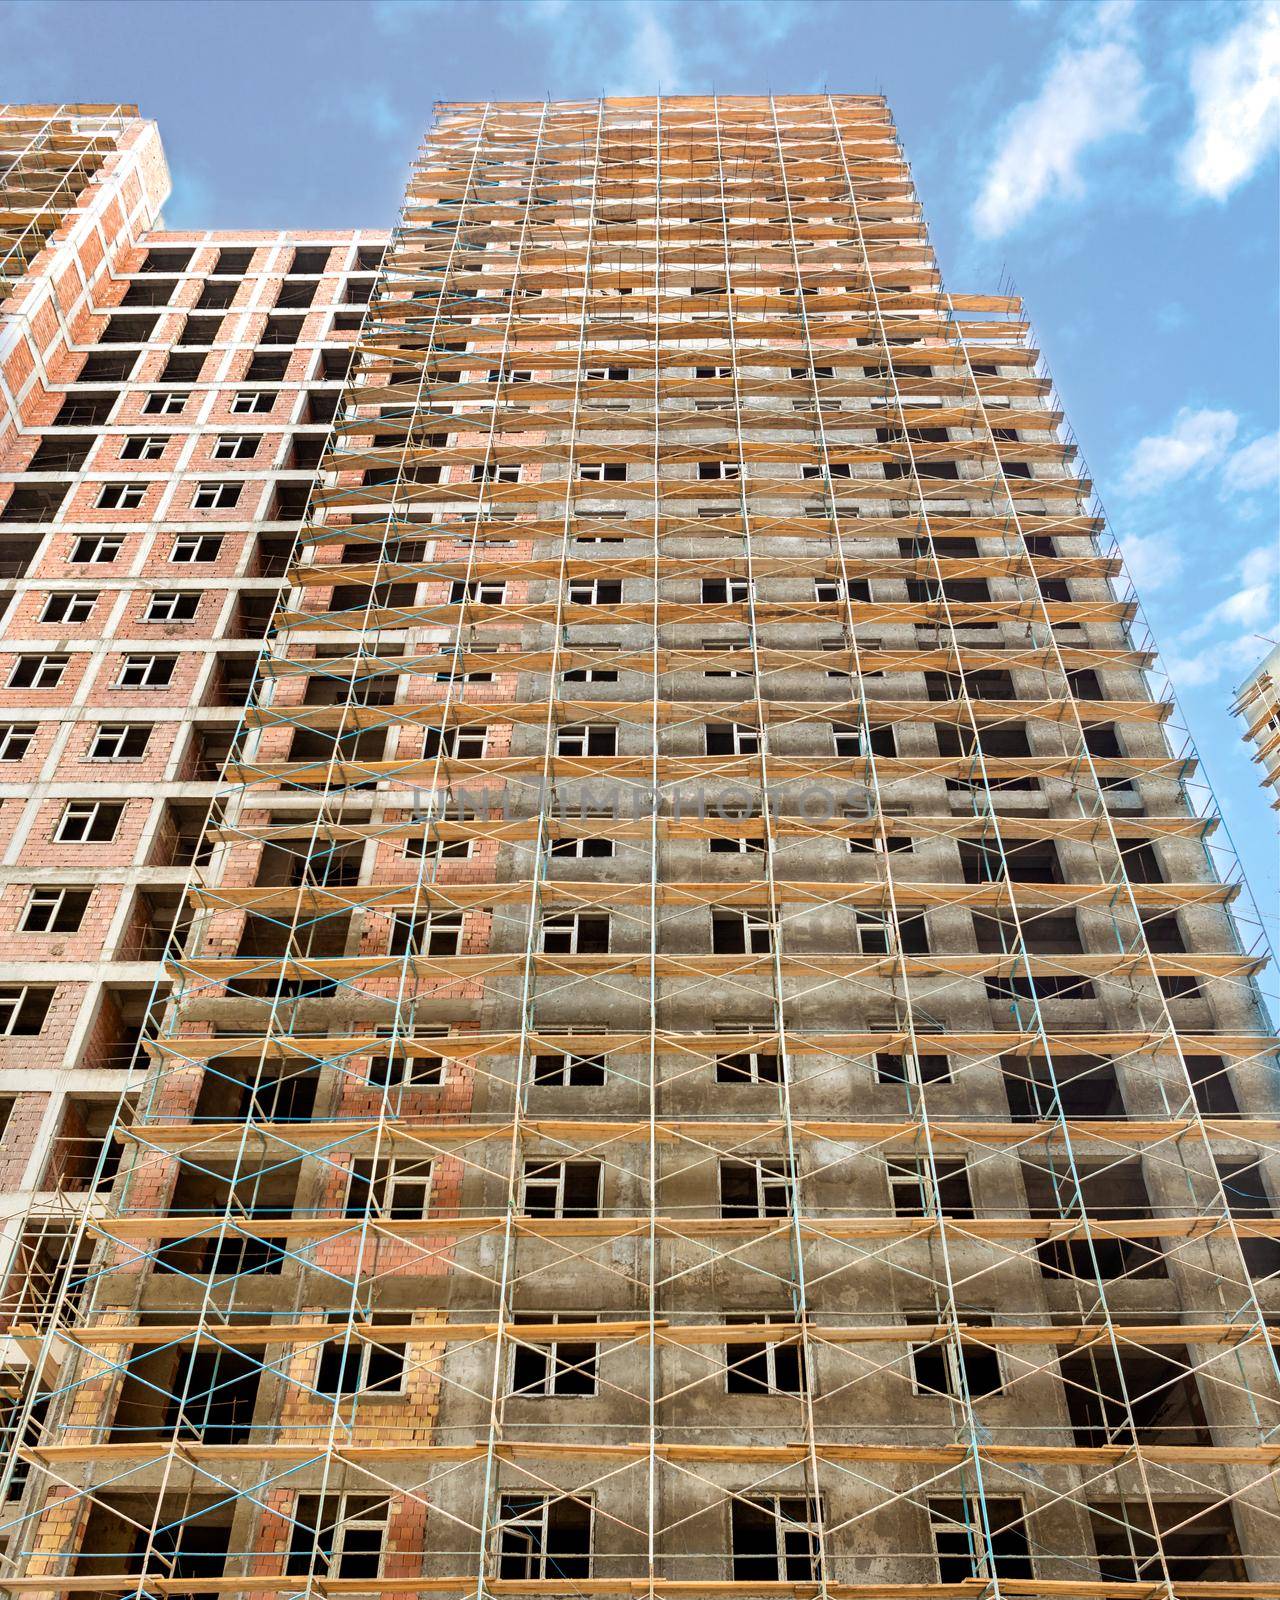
3 0 1277 941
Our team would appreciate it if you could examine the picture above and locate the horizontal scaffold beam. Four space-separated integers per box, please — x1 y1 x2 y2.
146 1029 1275 1063
205 815 1212 846
187 879 1236 915
92 1214 1280 1244
27 1439 1280 1470
120 1114 1279 1152
239 699 1171 732
166 949 1266 984
45 1318 1280 1350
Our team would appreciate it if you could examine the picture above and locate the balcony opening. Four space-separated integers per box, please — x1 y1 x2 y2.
41 1097 129 1194
74 1494 232 1585
156 1160 298 1278
193 1063 318 1124
1089 1499 1245 1583
1001 1053 1124 1121
1060 1342 1210 1447
111 1343 263 1444
1022 1159 1167 1280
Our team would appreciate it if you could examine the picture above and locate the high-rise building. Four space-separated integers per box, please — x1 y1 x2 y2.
0 94 1275 1595
1232 644 1280 810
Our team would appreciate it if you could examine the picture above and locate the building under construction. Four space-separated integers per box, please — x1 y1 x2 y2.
0 94 1276 1597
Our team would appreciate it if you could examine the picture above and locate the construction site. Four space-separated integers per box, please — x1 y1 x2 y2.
0 93 1275 1596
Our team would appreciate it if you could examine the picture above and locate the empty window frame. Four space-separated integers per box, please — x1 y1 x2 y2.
388 912 463 956
9 655 68 689
212 435 259 461
532 1051 606 1086
725 1315 806 1394
700 639 749 677
720 1157 794 1217
929 1497 1032 1583
908 1314 1002 1399
21 887 90 934
39 593 96 624
314 1316 406 1397
549 833 615 859
286 1494 388 1580
421 726 486 760
402 831 473 863
497 1494 591 1580
117 655 176 689
555 724 617 757
344 1157 433 1219
701 576 751 603
231 392 274 415
854 910 900 954
120 435 168 461
715 1043 782 1083
0 725 36 760
89 723 150 760
731 1497 821 1582
875 1050 951 1086
541 912 610 954
145 591 201 623
847 830 913 856
567 578 622 605
170 535 223 563
366 1026 446 1088
192 481 241 510
0 987 53 1035
95 482 146 510
712 910 772 955
705 721 760 756
511 1315 598 1397
55 801 123 842
68 534 122 562
142 391 188 416
815 577 870 603
887 1157 973 1217
449 579 506 604
522 1159 602 1217
709 832 767 855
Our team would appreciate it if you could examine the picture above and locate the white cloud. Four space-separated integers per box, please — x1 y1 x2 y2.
604 0 684 95
1179 2 1280 201
1177 544 1273 662
500 0 808 97
339 86 406 143
1119 529 1184 590
372 0 444 34
1120 407 1239 496
1210 543 1280 630
1229 431 1280 492
1164 630 1264 689
972 18 1146 238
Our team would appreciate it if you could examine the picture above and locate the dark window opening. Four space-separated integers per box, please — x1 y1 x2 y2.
731 1498 820 1582
931 1497 1031 1582
1001 1053 1124 1121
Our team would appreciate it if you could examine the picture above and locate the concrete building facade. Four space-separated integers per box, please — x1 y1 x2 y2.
1232 643 1280 811
0 95 1275 1596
